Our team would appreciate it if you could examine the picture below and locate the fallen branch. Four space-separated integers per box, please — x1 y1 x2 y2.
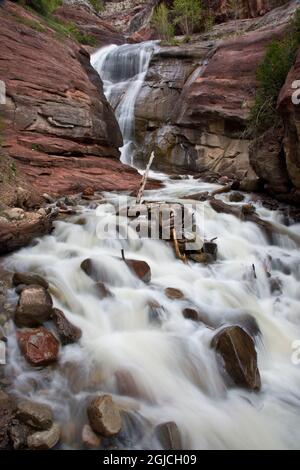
136 151 155 205
171 227 187 263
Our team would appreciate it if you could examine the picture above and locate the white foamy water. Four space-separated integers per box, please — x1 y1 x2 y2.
4 177 300 450
91 42 156 165
3 42 300 450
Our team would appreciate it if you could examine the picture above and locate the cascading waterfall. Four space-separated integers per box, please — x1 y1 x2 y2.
3 41 300 450
91 42 156 165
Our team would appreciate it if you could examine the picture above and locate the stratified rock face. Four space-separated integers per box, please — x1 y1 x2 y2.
55 3 125 46
0 3 151 196
278 47 300 200
134 2 296 185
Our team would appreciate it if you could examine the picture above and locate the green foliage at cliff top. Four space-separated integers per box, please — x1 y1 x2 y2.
15 0 62 17
173 0 202 35
248 8 300 137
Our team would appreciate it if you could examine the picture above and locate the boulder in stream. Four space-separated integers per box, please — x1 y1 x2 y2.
12 272 49 289
51 308 82 345
15 285 53 327
211 326 261 391
82 424 101 449
87 395 122 437
165 288 184 300
16 399 53 430
155 421 182 450
17 327 60 366
27 422 60 450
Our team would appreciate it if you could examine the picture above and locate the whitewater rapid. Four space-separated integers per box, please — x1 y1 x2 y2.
91 42 156 165
3 42 300 450
4 173 300 449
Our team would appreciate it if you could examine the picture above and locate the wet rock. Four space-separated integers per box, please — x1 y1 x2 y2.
81 258 95 278
17 399 53 430
12 272 49 289
229 192 245 203
123 257 151 283
15 285 53 327
9 420 31 450
211 326 261 391
82 187 95 200
27 422 60 450
51 308 82 345
165 288 184 300
182 308 199 322
95 282 112 299
82 424 101 449
155 421 182 450
17 327 60 366
15 284 27 295
87 395 122 437
115 370 141 399
189 241 218 264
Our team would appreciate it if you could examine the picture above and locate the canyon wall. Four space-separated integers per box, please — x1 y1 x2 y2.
133 1 299 199
0 2 149 196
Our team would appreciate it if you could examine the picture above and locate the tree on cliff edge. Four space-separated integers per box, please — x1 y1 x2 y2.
173 0 202 36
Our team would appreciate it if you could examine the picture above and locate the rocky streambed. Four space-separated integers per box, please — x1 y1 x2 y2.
0 174 300 450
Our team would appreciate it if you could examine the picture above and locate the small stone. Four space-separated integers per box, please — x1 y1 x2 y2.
15 285 53 327
87 395 122 437
82 187 95 199
155 422 182 450
229 192 245 203
42 194 55 203
165 288 184 300
82 424 101 449
182 308 199 321
95 282 112 299
27 422 60 450
12 272 49 289
3 208 25 221
51 308 82 345
124 258 151 283
17 399 53 430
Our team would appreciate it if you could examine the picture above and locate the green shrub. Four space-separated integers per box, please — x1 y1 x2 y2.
248 8 300 137
17 0 62 17
152 3 175 42
173 0 202 36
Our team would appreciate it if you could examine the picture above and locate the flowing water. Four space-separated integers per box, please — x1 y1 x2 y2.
91 42 156 165
3 43 300 450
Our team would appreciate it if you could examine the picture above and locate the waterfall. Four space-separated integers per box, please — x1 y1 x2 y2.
91 42 156 165
3 40 300 450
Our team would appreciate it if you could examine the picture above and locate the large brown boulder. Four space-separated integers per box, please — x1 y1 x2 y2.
211 326 261 391
17 327 60 366
87 395 122 437
15 285 53 327
13 272 49 290
16 400 53 430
